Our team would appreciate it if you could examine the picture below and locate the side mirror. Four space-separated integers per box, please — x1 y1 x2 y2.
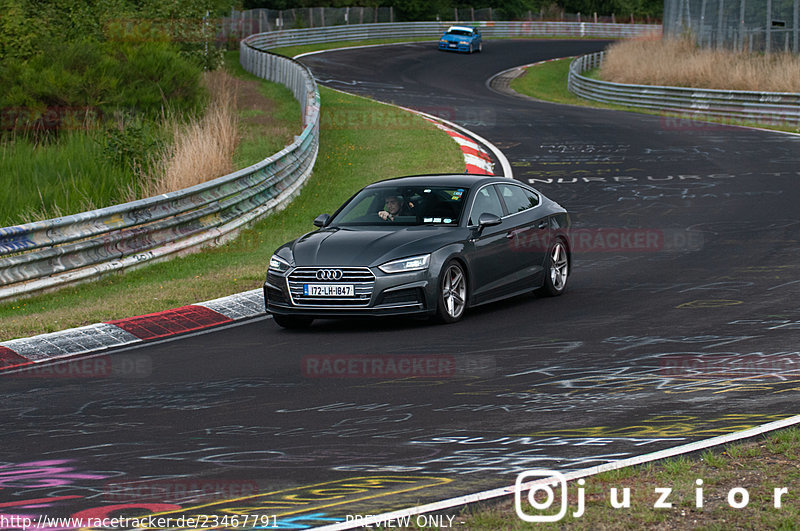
313 213 331 228
477 212 502 228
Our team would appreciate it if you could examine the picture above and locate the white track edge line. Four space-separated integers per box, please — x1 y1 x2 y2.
314 414 800 530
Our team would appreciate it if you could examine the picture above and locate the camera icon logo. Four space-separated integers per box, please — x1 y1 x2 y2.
514 469 568 522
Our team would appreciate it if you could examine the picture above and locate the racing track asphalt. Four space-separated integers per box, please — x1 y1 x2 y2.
1 40 799 528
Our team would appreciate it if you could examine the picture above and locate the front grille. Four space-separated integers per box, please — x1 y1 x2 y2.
287 267 375 307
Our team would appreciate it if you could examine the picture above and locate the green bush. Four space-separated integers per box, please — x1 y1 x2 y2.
101 118 167 174
0 38 204 135
108 41 205 116
26 41 119 109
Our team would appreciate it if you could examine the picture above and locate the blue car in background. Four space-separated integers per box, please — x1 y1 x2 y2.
438 25 482 53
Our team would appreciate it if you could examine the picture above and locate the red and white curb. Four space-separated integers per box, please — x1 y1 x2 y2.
422 117 495 174
0 289 265 372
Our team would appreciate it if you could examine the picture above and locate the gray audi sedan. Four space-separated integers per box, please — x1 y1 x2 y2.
264 174 570 328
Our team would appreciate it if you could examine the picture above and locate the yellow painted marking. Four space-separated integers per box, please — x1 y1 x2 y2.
515 414 794 438
103 214 125 228
148 475 450 520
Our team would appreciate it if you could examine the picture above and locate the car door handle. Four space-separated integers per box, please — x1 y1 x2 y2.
538 221 549 229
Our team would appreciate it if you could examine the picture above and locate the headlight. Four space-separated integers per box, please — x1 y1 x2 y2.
269 254 292 275
459 41 469 45
378 254 430 274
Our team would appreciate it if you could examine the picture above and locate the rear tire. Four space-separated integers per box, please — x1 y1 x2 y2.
536 239 569 297
272 314 314 329
477 42 482 52
435 260 468 323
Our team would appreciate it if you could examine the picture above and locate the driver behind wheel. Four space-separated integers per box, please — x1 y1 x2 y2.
378 194 414 221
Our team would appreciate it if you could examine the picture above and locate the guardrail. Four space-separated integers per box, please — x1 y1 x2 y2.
0 45 319 302
243 21 658 49
568 51 800 127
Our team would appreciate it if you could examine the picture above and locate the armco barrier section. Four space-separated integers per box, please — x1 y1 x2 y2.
0 47 319 302
0 21 658 302
243 20 658 49
568 51 800 126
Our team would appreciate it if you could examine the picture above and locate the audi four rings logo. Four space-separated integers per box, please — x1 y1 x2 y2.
316 269 343 280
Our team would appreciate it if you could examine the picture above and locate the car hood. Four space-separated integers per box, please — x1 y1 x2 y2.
287 226 462 267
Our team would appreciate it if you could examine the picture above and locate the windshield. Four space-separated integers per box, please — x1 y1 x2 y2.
447 29 473 36
330 185 469 227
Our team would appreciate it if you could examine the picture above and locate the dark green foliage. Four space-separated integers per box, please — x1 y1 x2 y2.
241 0 664 19
561 0 663 18
0 0 215 136
101 119 167 174
0 40 203 129
107 41 205 116
392 0 453 21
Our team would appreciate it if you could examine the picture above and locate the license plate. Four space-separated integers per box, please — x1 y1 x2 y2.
304 284 354 297
449 44 457 48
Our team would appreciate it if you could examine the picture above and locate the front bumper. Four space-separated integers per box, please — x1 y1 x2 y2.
264 267 436 319
438 41 471 52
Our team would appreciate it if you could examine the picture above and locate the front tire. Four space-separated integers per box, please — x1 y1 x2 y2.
435 261 468 323
272 314 314 329
536 239 569 297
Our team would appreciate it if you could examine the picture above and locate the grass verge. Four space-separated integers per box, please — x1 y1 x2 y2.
0 84 463 340
452 426 800 529
223 51 301 168
509 58 590 106
0 132 139 226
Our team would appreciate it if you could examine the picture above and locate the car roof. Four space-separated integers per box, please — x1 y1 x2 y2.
366 174 506 189
446 25 476 33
